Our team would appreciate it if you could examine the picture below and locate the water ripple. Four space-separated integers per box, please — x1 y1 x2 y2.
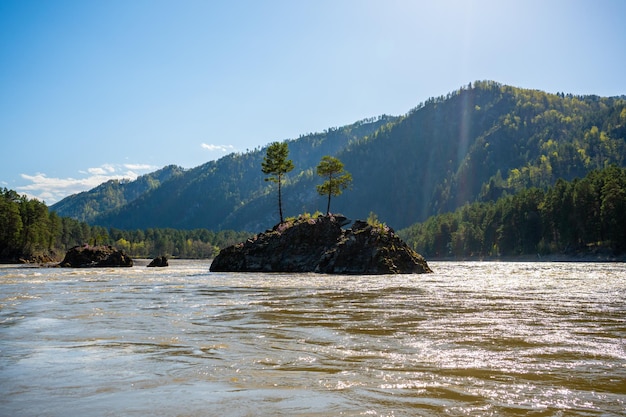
1 261 625 416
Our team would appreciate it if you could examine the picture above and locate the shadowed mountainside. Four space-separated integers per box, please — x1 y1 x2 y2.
51 81 626 232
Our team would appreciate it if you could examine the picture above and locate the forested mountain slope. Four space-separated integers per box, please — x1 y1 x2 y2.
52 81 626 232
61 116 395 230
397 166 626 257
327 81 626 227
50 165 184 223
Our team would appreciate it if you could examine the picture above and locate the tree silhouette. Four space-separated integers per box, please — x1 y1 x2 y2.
316 155 352 215
262 142 295 223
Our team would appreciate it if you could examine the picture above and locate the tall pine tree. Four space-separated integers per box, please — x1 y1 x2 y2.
316 155 352 215
262 142 295 223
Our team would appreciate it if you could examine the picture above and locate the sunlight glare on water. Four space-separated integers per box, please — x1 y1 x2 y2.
1 261 625 416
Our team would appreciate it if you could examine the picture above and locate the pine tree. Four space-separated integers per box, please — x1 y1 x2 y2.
261 142 295 223
316 155 352 215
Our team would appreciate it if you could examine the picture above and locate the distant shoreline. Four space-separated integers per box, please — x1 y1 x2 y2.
429 254 626 263
3 253 625 266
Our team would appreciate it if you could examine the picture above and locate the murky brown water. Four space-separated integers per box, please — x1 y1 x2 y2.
1 261 625 416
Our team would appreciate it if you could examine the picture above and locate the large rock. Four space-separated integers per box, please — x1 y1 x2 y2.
210 215 432 274
58 245 133 268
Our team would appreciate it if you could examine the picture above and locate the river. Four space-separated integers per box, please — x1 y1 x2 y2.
1 261 624 416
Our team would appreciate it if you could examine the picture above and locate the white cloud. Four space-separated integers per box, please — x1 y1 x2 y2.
124 163 155 170
201 143 235 153
83 163 118 176
87 167 108 175
16 163 157 204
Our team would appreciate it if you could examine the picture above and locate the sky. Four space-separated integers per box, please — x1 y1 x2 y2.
1 0 625 204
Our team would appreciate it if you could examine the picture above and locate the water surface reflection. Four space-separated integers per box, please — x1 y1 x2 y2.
1 261 625 416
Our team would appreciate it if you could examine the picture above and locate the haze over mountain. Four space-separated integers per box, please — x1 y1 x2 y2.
51 81 626 232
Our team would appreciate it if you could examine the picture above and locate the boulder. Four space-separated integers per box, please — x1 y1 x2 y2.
147 255 169 267
58 245 133 268
18 253 58 264
210 214 432 274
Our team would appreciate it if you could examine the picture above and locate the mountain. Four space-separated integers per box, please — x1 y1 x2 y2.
331 82 626 226
50 165 184 223
51 81 626 232
52 116 396 230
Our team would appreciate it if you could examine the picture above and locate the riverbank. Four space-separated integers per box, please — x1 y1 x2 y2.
430 253 626 262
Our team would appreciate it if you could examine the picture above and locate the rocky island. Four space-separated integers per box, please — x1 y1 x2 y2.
210 214 432 274
58 245 133 268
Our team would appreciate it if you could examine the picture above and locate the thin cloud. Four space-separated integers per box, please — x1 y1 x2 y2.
201 143 235 152
86 167 109 175
17 163 156 204
83 164 116 175
124 163 155 170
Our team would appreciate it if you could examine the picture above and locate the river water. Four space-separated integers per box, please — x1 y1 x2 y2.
1 261 625 416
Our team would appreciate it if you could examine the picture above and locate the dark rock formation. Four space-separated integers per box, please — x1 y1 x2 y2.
147 255 169 267
18 253 58 265
58 245 133 268
210 214 432 274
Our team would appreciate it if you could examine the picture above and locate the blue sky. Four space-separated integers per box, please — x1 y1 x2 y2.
1 0 625 204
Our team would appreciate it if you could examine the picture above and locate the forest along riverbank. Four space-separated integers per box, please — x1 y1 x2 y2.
1 261 625 416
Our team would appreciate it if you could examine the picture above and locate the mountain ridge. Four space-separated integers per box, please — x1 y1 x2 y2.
49 165 184 223
51 81 626 231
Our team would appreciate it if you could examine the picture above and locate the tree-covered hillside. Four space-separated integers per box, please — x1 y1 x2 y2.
55 116 395 230
398 166 626 258
52 81 626 232
329 81 626 227
1 188 250 262
50 165 184 222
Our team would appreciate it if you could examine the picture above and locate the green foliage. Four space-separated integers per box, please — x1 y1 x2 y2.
262 141 295 223
0 188 251 262
366 211 381 226
108 228 250 258
0 190 23 253
285 211 324 223
398 166 626 257
262 141 295 182
1 188 98 260
366 211 388 234
316 155 352 214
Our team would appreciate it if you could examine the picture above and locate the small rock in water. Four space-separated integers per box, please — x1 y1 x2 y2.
147 255 169 267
